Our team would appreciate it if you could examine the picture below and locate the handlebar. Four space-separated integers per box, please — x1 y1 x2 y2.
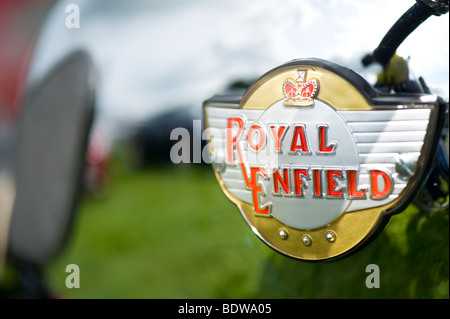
362 0 449 68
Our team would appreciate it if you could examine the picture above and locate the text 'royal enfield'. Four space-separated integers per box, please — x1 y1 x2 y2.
203 1 448 261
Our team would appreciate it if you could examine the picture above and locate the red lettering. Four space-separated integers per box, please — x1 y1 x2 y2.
269 124 288 152
247 124 266 151
273 168 290 195
313 169 322 197
347 170 366 198
370 170 393 200
318 124 336 153
227 117 244 164
327 170 343 197
227 117 253 189
290 124 310 154
249 167 270 216
293 168 308 196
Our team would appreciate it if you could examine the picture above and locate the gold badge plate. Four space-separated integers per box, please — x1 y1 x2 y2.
203 59 444 261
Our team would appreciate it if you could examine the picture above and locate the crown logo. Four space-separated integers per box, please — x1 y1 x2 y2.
283 69 319 107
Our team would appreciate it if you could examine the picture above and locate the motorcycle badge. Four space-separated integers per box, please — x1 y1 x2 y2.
203 58 446 261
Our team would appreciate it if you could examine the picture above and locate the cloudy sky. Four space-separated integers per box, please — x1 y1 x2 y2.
27 0 449 135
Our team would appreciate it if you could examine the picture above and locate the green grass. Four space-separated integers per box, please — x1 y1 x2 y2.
43 150 449 299
45 157 270 299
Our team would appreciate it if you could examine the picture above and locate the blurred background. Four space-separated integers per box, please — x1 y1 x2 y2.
0 0 448 298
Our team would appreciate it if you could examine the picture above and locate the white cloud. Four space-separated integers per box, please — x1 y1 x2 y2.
28 0 449 127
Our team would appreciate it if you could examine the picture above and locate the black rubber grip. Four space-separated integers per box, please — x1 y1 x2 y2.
363 2 434 67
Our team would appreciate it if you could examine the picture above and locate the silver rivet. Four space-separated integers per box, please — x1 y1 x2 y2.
279 229 289 240
302 235 312 246
325 231 336 243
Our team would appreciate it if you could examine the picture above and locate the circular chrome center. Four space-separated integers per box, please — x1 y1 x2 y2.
247 99 359 230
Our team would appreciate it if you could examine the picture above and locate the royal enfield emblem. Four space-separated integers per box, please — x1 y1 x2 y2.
203 58 446 261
